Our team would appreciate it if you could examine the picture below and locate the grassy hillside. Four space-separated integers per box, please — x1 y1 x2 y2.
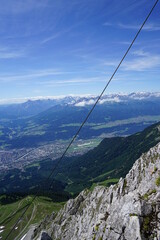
0 195 65 240
56 121 160 194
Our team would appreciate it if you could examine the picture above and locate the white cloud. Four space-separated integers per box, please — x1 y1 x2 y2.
132 50 149 57
75 99 95 107
0 51 23 59
0 69 72 83
103 22 112 27
103 22 160 32
116 41 132 45
44 77 105 86
122 52 160 71
41 25 76 44
103 50 160 72
103 60 118 67
75 97 122 107
41 33 62 44
0 70 106 86
0 47 25 59
118 22 160 31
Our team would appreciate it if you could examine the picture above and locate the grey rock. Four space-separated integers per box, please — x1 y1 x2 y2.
40 232 52 240
156 192 160 200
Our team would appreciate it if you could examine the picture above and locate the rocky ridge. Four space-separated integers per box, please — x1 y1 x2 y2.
30 143 160 240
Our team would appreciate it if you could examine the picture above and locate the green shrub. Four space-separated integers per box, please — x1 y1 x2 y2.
143 216 150 231
129 213 138 217
95 225 99 231
150 189 157 194
154 166 158 172
155 177 160 186
92 234 96 240
141 189 157 200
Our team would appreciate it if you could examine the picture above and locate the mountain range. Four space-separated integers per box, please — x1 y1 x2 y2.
1 92 160 149
1 92 160 119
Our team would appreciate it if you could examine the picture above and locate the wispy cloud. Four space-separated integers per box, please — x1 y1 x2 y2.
41 30 69 44
42 77 106 87
41 24 79 44
122 51 160 71
103 22 160 32
103 60 118 67
0 0 48 14
0 68 107 84
102 50 160 72
0 69 72 82
115 41 132 45
103 22 112 27
118 22 160 31
0 47 25 59
132 50 149 57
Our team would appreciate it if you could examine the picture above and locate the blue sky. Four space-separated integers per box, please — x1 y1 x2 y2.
0 0 160 102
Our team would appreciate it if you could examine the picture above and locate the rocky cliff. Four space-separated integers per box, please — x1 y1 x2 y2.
30 143 160 240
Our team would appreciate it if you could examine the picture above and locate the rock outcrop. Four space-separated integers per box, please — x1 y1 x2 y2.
31 143 160 240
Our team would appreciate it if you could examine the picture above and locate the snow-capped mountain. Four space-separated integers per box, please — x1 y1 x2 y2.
1 92 160 107
1 92 160 119
21 92 160 107
72 92 160 107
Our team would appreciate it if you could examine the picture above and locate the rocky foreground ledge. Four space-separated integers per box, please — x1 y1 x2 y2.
26 143 160 240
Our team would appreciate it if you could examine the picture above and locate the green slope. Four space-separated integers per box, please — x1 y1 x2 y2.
55 121 160 194
0 195 64 240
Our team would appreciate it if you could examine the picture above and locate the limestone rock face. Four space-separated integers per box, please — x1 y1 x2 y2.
32 143 160 240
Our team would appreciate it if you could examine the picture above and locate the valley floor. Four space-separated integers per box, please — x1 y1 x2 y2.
0 138 101 172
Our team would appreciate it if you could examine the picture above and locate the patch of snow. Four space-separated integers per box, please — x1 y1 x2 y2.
20 234 27 240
